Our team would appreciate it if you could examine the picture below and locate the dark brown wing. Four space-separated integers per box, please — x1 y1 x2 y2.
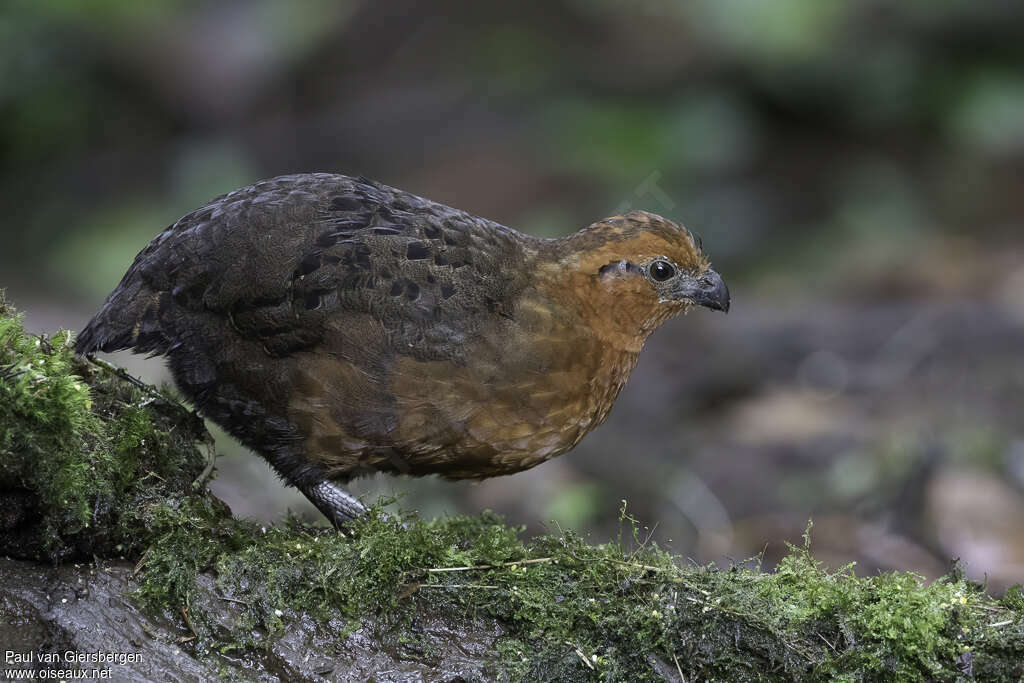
77 173 534 361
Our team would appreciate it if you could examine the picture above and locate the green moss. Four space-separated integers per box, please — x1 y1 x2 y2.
0 291 213 559
126 502 1021 681
1 300 100 534
2 293 1022 680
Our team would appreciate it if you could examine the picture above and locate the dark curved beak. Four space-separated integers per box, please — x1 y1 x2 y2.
675 268 730 313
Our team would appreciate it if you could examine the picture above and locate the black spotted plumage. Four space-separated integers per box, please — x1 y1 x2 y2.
77 173 535 365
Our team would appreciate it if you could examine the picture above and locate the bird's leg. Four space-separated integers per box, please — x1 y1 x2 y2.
303 479 368 529
257 437 368 529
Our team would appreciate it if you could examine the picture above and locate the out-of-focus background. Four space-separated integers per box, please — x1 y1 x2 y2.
4 1 1023 589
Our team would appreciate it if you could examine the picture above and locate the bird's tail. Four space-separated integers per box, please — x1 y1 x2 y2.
75 272 171 356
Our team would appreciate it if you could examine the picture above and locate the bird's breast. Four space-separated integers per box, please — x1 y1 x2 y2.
384 315 641 478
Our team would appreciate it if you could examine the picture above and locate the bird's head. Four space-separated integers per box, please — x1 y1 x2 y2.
549 210 729 350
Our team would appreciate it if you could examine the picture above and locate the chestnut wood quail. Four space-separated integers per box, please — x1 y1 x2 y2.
76 173 729 527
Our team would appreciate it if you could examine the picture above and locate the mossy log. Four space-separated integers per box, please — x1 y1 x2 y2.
2 293 1023 682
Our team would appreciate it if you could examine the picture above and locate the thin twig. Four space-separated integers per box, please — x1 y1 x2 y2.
218 595 251 606
974 604 1005 613
181 606 198 638
132 548 151 577
672 652 686 682
86 355 160 397
425 557 554 572
567 642 595 670
640 521 660 548
603 558 673 573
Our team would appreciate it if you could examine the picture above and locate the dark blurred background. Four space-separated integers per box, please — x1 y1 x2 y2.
4 1 1023 589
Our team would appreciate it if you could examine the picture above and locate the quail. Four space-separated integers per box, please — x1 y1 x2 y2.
76 173 730 527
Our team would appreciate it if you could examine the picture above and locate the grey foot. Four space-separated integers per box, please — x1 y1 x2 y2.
305 480 368 529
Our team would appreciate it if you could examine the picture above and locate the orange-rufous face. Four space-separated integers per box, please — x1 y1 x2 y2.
544 211 728 349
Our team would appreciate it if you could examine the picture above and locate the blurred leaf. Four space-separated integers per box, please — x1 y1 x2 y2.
48 203 171 299
5 0 183 30
540 99 669 184
543 482 603 528
168 140 255 210
828 451 880 502
694 0 851 62
948 72 1024 157
473 25 557 93
665 90 759 173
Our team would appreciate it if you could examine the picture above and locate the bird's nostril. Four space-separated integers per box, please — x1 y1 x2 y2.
699 277 714 288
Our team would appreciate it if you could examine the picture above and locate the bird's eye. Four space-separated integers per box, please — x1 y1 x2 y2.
649 260 676 282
